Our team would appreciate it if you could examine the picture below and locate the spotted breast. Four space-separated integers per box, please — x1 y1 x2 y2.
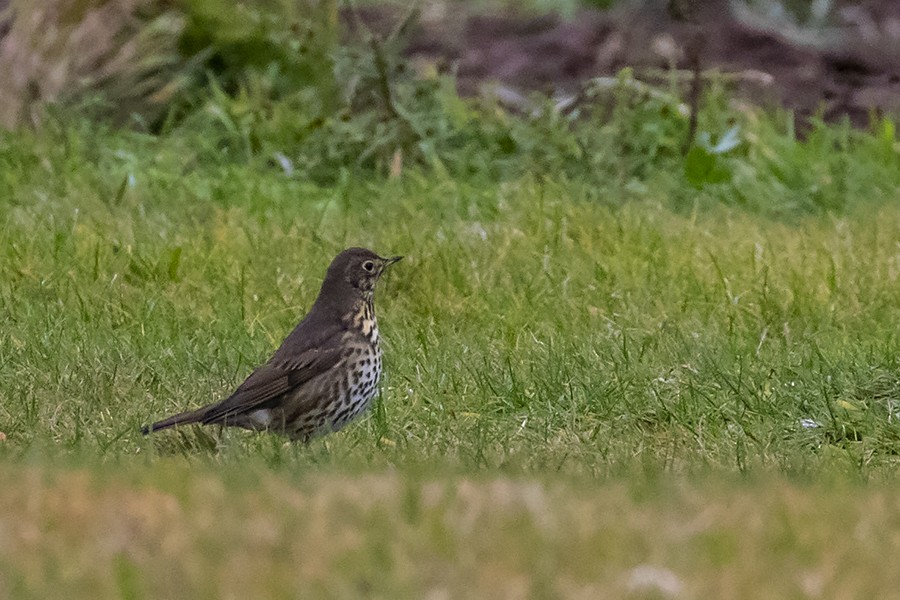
331 299 382 430
279 299 383 441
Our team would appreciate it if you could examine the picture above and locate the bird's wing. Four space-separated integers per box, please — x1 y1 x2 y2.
199 344 344 424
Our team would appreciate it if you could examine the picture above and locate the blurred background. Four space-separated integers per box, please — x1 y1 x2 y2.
2 0 898 127
1 0 898 182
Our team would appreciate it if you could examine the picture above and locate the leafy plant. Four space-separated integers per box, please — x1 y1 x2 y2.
179 0 338 99
684 125 741 187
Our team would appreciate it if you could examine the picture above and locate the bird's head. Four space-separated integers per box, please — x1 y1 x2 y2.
325 247 403 295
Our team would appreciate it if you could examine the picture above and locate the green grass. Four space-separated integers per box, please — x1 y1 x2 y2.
0 108 899 596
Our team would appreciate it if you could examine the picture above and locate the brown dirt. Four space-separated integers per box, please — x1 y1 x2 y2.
350 0 900 128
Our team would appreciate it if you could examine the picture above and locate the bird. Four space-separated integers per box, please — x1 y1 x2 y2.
142 247 402 442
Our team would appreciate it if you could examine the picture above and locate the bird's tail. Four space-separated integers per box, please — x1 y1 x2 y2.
141 406 209 435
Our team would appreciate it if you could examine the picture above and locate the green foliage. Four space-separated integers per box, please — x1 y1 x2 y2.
2 0 895 220
179 0 338 98
684 126 741 187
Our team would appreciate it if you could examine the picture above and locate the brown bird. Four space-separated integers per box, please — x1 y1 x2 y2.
142 247 402 441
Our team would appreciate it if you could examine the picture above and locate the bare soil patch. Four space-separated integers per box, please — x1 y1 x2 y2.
351 0 900 128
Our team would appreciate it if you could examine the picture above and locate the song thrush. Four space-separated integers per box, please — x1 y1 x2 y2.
142 247 401 442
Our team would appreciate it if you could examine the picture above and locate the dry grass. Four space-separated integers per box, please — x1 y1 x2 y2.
2 463 900 599
0 0 186 128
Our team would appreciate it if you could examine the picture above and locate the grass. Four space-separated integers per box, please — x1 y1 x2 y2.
6 466 900 598
0 105 899 597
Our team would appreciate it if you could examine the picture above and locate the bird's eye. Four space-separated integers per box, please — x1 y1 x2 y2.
362 260 375 272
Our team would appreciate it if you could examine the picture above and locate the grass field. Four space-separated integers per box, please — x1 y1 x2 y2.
1 105 899 598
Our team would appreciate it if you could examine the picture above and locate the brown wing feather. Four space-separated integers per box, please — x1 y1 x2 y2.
197 345 344 424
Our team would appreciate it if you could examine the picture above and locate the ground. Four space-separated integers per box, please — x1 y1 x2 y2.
353 0 900 127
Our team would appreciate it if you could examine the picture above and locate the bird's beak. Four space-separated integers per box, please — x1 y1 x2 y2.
385 255 403 266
